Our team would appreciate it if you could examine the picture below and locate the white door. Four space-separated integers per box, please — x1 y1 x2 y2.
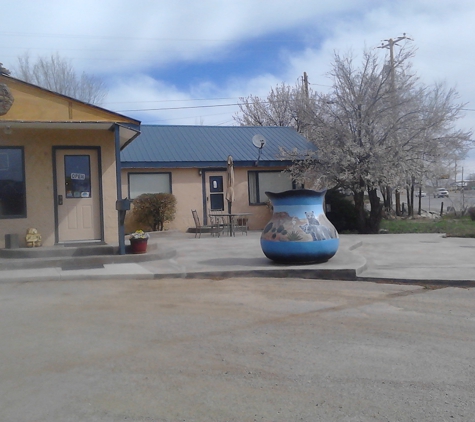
55 149 101 242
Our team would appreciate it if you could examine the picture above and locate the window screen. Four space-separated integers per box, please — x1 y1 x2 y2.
248 171 293 204
129 173 171 198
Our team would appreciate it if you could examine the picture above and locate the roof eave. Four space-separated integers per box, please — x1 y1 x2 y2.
121 160 293 169
0 121 141 148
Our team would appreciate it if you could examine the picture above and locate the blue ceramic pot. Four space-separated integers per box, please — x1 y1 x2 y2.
260 189 339 264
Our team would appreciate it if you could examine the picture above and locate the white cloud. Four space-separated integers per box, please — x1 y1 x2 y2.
2 0 380 73
3 0 475 169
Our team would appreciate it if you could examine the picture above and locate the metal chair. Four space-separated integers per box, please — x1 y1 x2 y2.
191 210 221 238
233 215 249 235
208 209 231 235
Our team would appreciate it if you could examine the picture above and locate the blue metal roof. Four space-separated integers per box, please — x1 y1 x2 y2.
120 125 314 168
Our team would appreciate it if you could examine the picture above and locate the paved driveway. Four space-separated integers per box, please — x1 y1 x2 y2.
1 278 474 421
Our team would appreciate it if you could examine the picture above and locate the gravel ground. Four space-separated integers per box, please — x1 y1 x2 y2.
1 277 474 421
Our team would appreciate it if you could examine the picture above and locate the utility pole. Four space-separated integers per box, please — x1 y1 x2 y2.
378 34 413 216
378 34 413 91
302 72 309 99
300 72 311 140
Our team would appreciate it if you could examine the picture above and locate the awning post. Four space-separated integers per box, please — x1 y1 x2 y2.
114 124 126 255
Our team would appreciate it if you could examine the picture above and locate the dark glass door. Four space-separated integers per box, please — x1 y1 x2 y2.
209 175 224 211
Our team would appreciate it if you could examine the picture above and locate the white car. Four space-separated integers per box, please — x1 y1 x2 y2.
434 188 449 198
415 191 426 197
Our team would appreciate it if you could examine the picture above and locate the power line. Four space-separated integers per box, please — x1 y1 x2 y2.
116 98 285 113
0 30 302 43
309 83 332 88
139 111 237 125
116 103 241 113
116 101 475 114
1 52 278 65
103 97 236 106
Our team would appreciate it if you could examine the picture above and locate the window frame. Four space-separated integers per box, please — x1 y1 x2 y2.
0 146 27 219
248 170 296 205
127 172 172 199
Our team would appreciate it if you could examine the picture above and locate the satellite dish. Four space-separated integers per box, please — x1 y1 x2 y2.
252 134 266 149
252 134 267 166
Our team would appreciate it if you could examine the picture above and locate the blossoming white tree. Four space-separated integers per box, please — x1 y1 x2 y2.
236 46 472 233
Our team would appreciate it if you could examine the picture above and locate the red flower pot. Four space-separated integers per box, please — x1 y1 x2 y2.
130 238 148 254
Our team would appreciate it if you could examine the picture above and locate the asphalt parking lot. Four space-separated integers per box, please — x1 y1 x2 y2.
1 277 474 421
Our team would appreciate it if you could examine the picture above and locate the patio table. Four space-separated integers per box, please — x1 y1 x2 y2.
209 212 252 236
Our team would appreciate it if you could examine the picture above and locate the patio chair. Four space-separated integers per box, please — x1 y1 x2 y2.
191 210 221 238
208 209 232 235
233 215 249 236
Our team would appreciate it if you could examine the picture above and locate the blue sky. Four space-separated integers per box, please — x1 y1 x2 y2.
2 0 475 175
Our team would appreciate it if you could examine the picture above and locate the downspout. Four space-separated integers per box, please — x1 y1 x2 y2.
114 124 126 255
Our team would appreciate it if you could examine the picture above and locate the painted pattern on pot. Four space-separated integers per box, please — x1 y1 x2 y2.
260 189 339 264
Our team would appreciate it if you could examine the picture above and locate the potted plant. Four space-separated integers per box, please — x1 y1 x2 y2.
129 230 149 254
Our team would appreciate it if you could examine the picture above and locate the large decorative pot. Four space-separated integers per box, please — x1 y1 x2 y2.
260 189 339 264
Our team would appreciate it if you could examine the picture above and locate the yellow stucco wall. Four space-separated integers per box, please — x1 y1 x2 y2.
0 128 119 248
121 167 282 233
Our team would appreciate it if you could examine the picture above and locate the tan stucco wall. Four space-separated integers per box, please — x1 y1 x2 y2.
121 167 284 233
0 128 118 248
121 168 204 233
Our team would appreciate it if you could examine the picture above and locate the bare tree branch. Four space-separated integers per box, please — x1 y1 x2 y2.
13 52 107 105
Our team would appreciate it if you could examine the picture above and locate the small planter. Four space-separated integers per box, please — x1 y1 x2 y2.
130 238 148 254
128 230 149 254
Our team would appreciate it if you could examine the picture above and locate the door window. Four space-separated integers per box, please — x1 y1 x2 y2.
64 155 91 198
209 175 224 211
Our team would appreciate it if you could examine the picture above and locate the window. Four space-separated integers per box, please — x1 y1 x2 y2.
248 171 294 205
64 155 91 198
128 172 171 199
0 147 26 218
209 175 224 211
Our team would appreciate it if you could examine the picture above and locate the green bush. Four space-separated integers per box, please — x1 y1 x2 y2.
325 189 358 233
132 193 177 232
468 207 475 221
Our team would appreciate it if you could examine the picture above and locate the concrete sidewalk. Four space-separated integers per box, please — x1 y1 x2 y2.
1 231 475 286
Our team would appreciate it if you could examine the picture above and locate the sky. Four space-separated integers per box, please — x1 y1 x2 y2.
2 0 475 176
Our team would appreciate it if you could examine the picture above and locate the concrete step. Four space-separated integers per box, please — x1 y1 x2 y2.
0 243 117 259
0 242 175 271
